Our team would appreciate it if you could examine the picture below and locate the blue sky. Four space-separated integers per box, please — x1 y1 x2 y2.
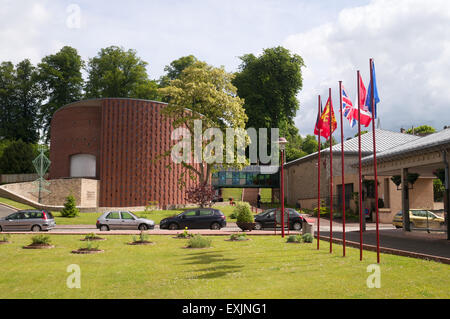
1 0 449 138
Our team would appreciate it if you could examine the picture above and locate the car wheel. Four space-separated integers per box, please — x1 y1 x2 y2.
210 222 221 230
292 222 302 231
31 225 41 232
100 225 109 231
254 222 262 230
168 223 179 230
138 224 148 231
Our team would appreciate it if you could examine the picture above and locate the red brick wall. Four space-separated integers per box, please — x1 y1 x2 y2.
50 98 195 208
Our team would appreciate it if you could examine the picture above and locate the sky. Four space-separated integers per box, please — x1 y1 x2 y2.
1 0 449 139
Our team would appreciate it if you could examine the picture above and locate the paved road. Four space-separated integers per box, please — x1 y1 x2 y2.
0 204 16 218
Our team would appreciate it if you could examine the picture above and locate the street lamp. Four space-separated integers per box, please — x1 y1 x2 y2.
278 137 288 238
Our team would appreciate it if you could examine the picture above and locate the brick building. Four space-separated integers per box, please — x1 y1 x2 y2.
49 98 196 208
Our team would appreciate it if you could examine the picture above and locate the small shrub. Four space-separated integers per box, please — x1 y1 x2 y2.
187 235 211 248
133 231 149 243
286 234 302 243
230 233 247 241
84 233 97 240
177 227 193 238
229 212 237 219
234 202 254 223
302 233 313 243
80 241 99 251
31 235 51 245
60 195 79 218
0 234 10 242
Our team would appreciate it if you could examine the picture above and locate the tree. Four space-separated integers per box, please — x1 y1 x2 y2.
38 46 84 142
233 46 305 130
158 61 247 185
233 47 305 162
60 194 79 218
301 135 319 154
0 140 38 174
406 125 436 135
159 55 198 87
0 60 42 143
85 46 159 100
322 136 338 149
354 130 369 137
184 183 216 207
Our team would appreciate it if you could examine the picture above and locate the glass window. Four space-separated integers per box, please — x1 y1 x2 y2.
183 210 197 217
199 209 213 216
121 212 135 220
107 212 120 219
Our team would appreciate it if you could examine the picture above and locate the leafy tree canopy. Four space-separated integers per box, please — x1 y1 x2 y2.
406 125 436 135
159 55 198 87
0 140 38 174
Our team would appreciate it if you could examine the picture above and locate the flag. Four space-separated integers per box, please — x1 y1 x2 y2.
314 98 323 136
318 96 337 139
365 60 380 119
340 85 357 128
358 74 372 127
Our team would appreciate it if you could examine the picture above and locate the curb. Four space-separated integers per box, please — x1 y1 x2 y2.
316 235 450 265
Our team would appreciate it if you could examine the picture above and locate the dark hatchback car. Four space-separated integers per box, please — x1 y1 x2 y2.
254 208 306 231
160 208 227 230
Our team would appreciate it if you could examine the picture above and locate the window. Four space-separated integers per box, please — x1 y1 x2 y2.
183 210 197 217
199 209 213 216
121 212 135 220
106 212 120 219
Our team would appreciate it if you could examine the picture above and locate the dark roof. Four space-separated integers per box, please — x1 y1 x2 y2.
361 128 450 164
285 129 420 167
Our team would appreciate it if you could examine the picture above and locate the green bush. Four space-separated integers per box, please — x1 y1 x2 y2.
0 234 10 242
133 231 149 243
229 212 237 219
234 202 254 223
80 241 99 250
31 235 51 245
60 195 79 218
286 234 302 243
177 227 193 238
302 233 313 243
230 233 247 241
187 235 211 248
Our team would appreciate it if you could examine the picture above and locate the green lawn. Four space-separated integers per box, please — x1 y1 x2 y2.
221 188 243 201
0 197 35 210
0 234 448 298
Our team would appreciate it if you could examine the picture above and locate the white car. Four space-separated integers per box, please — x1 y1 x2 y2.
96 211 154 231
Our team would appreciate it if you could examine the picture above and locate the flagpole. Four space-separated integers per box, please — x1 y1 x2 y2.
370 58 380 264
317 95 321 250
339 81 346 257
329 88 333 254
357 70 363 261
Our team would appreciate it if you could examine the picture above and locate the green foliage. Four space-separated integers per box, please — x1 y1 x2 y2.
84 233 99 241
302 233 313 243
85 46 159 100
60 195 79 218
133 231 149 243
38 46 84 142
0 60 42 143
0 234 10 242
234 202 254 223
391 175 402 187
301 135 319 154
313 200 329 216
230 233 247 241
433 179 444 202
80 241 99 251
31 235 51 245
354 131 369 137
0 140 38 174
321 136 338 149
159 55 198 88
177 227 193 238
286 234 302 243
406 125 436 135
144 201 159 214
187 234 211 248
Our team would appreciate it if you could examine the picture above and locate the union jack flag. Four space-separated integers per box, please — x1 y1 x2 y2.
341 85 357 128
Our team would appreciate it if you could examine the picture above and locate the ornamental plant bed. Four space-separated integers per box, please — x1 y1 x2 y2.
225 233 251 242
128 232 153 245
128 241 154 245
174 228 194 239
0 235 11 244
80 233 106 241
23 244 55 249
24 235 54 249
234 202 255 231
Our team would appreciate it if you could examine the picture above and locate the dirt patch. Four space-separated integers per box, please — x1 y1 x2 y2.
80 237 106 241
224 238 251 242
127 241 154 245
71 249 104 254
23 244 55 249
0 241 10 245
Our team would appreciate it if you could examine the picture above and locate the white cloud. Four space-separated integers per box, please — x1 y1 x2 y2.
284 0 450 137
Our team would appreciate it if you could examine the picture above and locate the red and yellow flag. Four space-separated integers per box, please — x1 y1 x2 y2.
318 96 337 139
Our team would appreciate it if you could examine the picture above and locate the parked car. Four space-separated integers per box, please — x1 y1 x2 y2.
159 208 226 230
96 211 155 231
0 210 55 232
254 208 306 231
392 210 445 229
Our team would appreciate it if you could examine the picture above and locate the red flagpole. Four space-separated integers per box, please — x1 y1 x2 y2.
370 58 381 264
339 81 346 257
357 71 363 261
317 95 321 250
329 88 333 254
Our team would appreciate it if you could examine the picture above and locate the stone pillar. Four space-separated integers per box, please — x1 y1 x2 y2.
401 168 411 232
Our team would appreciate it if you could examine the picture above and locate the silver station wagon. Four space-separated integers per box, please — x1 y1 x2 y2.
0 210 56 232
96 211 155 231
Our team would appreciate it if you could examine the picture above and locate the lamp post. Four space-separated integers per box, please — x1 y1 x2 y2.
278 137 288 238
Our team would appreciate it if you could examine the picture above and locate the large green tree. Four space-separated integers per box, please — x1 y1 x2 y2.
158 61 248 185
159 55 198 87
0 140 38 174
406 125 435 135
233 46 305 162
85 46 159 100
0 60 42 143
38 46 84 142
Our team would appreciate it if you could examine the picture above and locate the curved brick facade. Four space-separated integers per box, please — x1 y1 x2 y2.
50 98 194 208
